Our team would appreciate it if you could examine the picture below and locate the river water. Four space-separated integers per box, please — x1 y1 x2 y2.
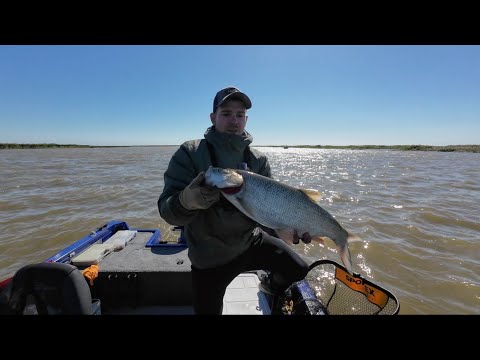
0 146 478 314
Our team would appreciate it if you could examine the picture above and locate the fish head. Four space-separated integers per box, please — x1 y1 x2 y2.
204 166 243 188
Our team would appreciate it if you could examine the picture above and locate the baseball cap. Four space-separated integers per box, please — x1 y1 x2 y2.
213 86 252 113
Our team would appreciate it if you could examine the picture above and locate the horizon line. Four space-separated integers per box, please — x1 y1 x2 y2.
1 143 480 147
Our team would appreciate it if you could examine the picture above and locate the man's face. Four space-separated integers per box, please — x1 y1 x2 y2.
210 99 248 135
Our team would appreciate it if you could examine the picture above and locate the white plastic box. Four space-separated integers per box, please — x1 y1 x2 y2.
103 230 137 249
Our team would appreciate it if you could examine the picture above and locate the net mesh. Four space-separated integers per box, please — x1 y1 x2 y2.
278 260 399 315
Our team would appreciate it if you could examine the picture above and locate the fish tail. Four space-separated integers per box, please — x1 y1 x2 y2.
337 243 353 275
337 232 360 275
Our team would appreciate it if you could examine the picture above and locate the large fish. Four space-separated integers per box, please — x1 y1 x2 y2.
204 166 360 274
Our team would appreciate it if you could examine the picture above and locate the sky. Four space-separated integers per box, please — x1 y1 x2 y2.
1 45 479 146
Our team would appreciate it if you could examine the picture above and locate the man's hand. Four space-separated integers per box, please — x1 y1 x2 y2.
292 230 311 244
179 172 220 210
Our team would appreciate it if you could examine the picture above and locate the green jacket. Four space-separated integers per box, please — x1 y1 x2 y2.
158 126 271 269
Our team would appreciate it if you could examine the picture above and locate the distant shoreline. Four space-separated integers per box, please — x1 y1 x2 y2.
0 143 175 149
1 143 479 153
267 144 480 153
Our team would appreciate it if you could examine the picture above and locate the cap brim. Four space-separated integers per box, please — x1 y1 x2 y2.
220 92 252 109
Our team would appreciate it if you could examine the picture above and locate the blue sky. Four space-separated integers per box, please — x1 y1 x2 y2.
1 45 479 146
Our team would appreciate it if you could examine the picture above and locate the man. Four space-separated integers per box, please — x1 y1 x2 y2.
158 86 309 314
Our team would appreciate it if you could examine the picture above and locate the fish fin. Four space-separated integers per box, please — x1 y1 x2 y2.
311 235 327 246
299 188 323 202
347 233 362 243
222 194 251 219
276 229 323 246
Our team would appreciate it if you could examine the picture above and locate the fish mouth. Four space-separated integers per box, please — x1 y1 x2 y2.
221 185 243 194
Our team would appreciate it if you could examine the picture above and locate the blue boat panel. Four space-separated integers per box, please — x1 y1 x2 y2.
45 220 129 263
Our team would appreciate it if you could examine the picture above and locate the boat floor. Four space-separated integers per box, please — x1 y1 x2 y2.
104 272 272 315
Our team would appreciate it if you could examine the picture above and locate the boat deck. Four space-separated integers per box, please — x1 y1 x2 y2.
76 231 270 315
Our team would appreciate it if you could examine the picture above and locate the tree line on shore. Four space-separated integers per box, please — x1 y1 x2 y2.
278 144 480 153
1 143 113 149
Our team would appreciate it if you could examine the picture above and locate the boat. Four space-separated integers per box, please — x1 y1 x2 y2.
0 220 400 315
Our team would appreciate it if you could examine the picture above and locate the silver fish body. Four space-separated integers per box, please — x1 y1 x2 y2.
204 166 358 274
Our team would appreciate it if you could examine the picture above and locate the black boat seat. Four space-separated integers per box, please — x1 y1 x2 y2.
6 262 94 315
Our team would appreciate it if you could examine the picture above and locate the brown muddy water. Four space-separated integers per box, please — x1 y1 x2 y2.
0 146 478 314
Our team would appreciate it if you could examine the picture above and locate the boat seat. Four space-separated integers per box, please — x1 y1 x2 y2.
6 262 94 315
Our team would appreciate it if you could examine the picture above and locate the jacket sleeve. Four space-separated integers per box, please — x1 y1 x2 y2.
259 157 272 178
157 143 201 226
248 147 272 178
